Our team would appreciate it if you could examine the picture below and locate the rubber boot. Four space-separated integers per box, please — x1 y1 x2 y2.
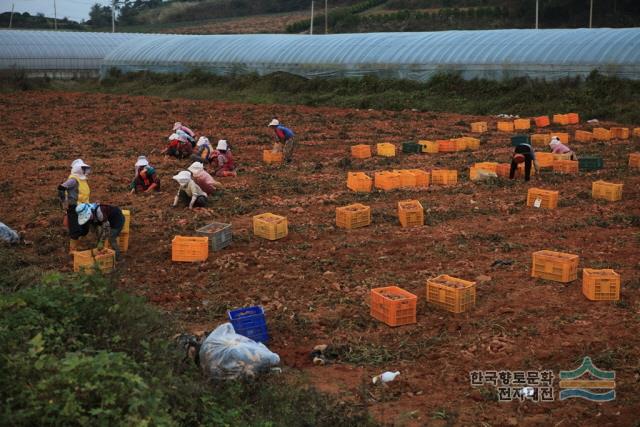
69 239 79 254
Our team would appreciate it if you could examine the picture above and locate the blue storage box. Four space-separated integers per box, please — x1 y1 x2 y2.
228 306 269 343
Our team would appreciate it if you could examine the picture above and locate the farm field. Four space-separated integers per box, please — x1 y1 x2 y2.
1 91 639 426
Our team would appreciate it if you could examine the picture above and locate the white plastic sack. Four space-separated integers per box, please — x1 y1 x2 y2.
199 323 280 380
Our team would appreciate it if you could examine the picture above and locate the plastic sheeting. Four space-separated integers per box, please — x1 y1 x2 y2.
101 28 640 81
0 30 146 73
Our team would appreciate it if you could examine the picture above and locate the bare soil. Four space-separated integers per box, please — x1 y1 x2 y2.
1 91 639 426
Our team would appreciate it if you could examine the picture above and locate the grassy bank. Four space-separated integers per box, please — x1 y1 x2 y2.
3 69 640 124
0 247 373 426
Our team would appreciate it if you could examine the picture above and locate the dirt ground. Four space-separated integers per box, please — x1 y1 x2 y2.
1 91 639 426
160 12 310 34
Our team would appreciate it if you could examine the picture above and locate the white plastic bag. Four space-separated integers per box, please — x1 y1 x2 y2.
199 323 280 380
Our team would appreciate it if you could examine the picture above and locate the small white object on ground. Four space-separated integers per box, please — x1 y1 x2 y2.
373 371 400 384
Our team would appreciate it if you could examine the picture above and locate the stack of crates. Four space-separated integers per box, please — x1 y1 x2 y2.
553 114 569 125
514 118 531 130
511 134 531 146
351 144 372 159
228 306 269 343
553 160 579 173
171 236 209 262
377 143 396 157
397 200 424 227
535 116 550 127
497 121 514 132
252 213 288 240
582 269 620 301
610 127 630 139
437 139 457 153
347 172 373 192
470 122 488 133
531 250 579 283
374 171 401 191
578 156 603 171
567 113 580 124
431 170 458 185
196 222 232 251
263 150 283 164
370 286 417 327
407 169 430 187
426 275 476 313
336 203 371 229
402 142 421 154
531 134 551 147
536 152 555 168
418 140 439 153
592 181 623 201
73 248 116 273
629 152 640 169
575 130 593 143
593 128 611 141
527 188 559 209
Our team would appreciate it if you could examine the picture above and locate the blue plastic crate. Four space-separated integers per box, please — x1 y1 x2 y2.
228 306 269 343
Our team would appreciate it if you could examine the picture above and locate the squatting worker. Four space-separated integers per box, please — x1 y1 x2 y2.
509 142 539 181
549 136 577 160
76 203 125 261
58 159 91 253
268 118 295 163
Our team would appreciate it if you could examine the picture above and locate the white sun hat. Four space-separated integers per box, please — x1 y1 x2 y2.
268 119 279 127
216 139 228 150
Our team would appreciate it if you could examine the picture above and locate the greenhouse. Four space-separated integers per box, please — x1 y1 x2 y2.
0 30 147 78
101 28 640 81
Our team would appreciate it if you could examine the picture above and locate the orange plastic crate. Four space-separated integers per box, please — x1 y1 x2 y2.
592 181 623 202
418 140 439 153
553 114 569 125
567 113 580 124
105 232 129 253
497 121 514 132
398 200 424 227
496 163 511 178
531 134 551 147
351 144 372 159
263 150 283 164
610 127 629 139
535 116 550 127
347 172 373 192
582 269 620 301
553 160 579 173
73 248 116 273
462 137 480 150
536 152 555 168
531 250 579 283
593 128 611 141
171 236 209 262
437 139 457 153
377 143 396 157
407 169 430 187
469 167 497 181
554 132 569 144
527 188 559 209
396 170 417 188
634 128 640 138
431 169 457 185
552 153 573 161
514 118 531 130
470 122 487 133
370 286 417 327
374 171 401 191
336 203 371 229
575 130 593 143
453 138 467 151
252 213 288 240
122 210 131 233
473 162 498 172
517 162 536 177
426 275 476 313
629 152 640 168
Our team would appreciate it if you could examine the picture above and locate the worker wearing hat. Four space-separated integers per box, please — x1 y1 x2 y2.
549 136 577 160
509 142 539 181
213 139 236 177
58 159 92 253
268 118 295 163
76 202 125 260
172 170 208 209
130 156 160 194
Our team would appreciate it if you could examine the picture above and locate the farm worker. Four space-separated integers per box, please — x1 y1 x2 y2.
191 136 214 164
58 159 91 253
162 133 192 159
76 203 125 260
213 139 237 177
0 222 22 244
173 122 196 145
187 161 223 195
268 118 295 163
509 143 539 181
549 136 577 160
130 157 160 194
172 171 208 209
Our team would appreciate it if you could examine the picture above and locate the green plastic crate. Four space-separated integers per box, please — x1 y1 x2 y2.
578 156 603 171
511 134 531 147
402 142 422 154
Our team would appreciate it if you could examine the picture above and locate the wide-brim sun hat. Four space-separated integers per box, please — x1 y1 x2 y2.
216 139 228 151
268 119 279 127
135 156 149 168
173 170 192 185
75 203 93 225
